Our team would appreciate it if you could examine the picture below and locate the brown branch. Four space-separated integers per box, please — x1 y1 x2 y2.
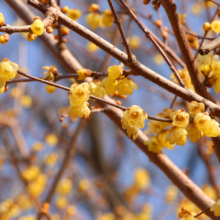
160 0 214 102
17 70 173 123
185 31 215 41
117 0 186 88
107 0 134 63
199 36 220 55
37 119 85 220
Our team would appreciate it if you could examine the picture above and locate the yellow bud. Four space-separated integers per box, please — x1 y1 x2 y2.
27 33 37 41
108 65 122 80
39 0 49 4
78 179 90 192
61 6 69 14
31 19 44 36
45 153 58 166
0 34 9 44
0 13 5 26
89 4 100 12
60 27 69 36
179 14 186 24
55 197 67 209
46 84 56 94
21 95 32 108
46 26 53 34
129 35 141 49
101 11 114 27
170 109 189 128
200 64 211 76
143 0 151 5
203 22 211 31
87 42 99 53
77 68 91 80
134 168 150 189
118 77 138 96
211 20 220 34
67 8 82 21
45 133 58 146
57 178 72 195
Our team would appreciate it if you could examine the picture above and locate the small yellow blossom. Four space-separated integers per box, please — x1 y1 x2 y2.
67 9 82 21
178 208 198 220
87 13 101 30
87 42 99 53
186 33 199 49
191 3 202 15
179 14 186 24
32 141 44 151
203 22 211 32
16 194 32 211
166 127 187 146
67 205 77 216
170 109 189 128
166 185 178 203
31 19 44 36
122 105 147 128
78 179 90 192
129 35 141 49
57 178 72 195
42 65 57 81
101 77 118 96
89 80 106 98
68 83 90 106
158 130 174 149
101 9 114 27
211 20 220 34
189 101 205 117
203 119 220 137
134 168 150 189
186 124 202 143
45 153 58 166
45 133 58 146
147 120 168 134
154 53 164 65
67 102 90 119
21 95 32 108
210 199 220 217
118 77 137 96
77 68 91 80
193 113 211 132
147 136 162 153
108 65 122 80
0 13 5 26
55 197 67 209
22 166 40 182
0 34 9 44
124 125 139 140
0 58 18 82
202 185 217 200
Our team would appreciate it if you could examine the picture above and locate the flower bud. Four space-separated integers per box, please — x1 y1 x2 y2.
203 22 211 31
118 77 138 96
0 13 5 26
46 84 56 94
31 19 44 36
60 27 69 36
77 68 91 80
61 6 69 14
67 9 82 21
27 33 37 41
46 26 53 34
89 4 100 12
0 34 9 44
108 65 122 80
86 13 101 30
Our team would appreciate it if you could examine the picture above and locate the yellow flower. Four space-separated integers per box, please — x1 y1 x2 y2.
210 199 220 217
67 102 90 119
170 109 189 128
129 35 141 49
67 205 77 216
101 9 114 27
45 133 58 146
186 124 202 143
55 197 67 209
77 68 91 80
166 127 187 146
178 208 198 220
0 13 5 26
21 95 32 108
147 120 168 134
186 33 199 49
191 3 202 15
42 65 57 81
0 33 9 44
45 153 58 166
101 77 118 96
211 20 220 34
193 113 211 132
27 33 37 41
31 19 44 36
78 179 90 192
108 65 122 80
189 101 205 117
87 42 99 53
123 185 139 203
166 185 178 203
154 53 164 65
196 53 211 69
179 14 186 24
122 105 147 128
57 178 72 195
89 4 100 12
16 194 32 211
87 13 101 30
134 168 150 190
68 82 90 106
123 125 139 140
89 80 106 98
32 142 43 151
22 166 40 182
203 119 220 137
0 58 18 82
46 84 56 94
158 130 174 149
202 185 217 200
118 77 137 96
147 136 162 153
67 9 82 21
203 22 211 32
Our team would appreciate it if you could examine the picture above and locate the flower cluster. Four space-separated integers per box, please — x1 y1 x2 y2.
68 82 90 119
178 208 198 220
196 53 220 94
0 59 18 91
121 105 147 140
102 65 138 96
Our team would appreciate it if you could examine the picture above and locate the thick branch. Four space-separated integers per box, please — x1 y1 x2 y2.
199 36 220 55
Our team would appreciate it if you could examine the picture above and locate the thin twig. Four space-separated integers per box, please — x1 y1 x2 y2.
117 0 186 88
170 95 177 109
107 0 134 63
